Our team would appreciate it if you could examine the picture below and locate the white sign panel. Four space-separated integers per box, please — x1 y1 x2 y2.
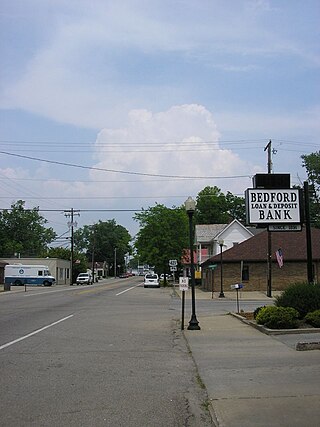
169 259 177 267
268 224 302 232
179 277 189 291
246 189 301 224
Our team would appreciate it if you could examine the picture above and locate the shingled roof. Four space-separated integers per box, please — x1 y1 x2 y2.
195 224 227 242
202 227 320 265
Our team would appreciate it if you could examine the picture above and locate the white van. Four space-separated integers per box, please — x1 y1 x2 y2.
144 273 160 288
5 264 55 286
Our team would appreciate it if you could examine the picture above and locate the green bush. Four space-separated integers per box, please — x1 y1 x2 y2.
304 310 320 328
275 282 320 318
253 306 266 319
256 306 299 329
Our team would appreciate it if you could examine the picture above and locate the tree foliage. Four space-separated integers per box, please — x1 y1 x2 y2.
195 186 245 224
0 200 56 257
301 151 320 228
134 204 189 273
74 219 132 274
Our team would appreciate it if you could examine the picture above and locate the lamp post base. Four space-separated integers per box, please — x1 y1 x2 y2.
219 292 225 298
187 315 201 330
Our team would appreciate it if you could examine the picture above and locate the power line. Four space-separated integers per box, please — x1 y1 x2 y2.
0 150 252 180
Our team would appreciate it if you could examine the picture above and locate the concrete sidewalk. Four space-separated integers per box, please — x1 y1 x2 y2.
176 287 282 301
184 312 320 427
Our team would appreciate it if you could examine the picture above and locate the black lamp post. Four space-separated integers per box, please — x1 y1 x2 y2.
218 239 225 298
185 196 200 330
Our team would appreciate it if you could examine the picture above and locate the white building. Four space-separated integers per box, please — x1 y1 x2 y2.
195 219 262 265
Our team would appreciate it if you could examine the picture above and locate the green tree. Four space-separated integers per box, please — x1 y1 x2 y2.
195 186 245 224
0 200 56 257
301 151 320 228
134 204 189 274
225 191 246 223
74 220 132 275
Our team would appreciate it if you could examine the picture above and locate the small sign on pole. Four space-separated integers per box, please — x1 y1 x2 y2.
179 277 189 330
179 277 189 291
169 259 177 267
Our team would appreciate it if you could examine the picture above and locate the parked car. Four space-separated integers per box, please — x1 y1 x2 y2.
119 272 130 278
144 273 160 288
76 272 93 285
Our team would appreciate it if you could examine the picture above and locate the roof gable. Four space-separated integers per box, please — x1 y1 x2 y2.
215 219 254 242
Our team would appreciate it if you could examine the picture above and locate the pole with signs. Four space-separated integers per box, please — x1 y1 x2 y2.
179 277 189 330
245 168 302 298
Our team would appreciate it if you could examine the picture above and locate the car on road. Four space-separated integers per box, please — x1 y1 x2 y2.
76 272 93 285
119 272 130 278
144 273 160 288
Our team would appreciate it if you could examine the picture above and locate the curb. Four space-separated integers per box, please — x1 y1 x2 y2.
296 341 320 351
230 312 320 351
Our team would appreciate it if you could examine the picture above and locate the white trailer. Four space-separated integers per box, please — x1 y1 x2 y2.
5 264 55 286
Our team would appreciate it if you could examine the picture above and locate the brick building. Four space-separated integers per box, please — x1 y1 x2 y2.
201 227 320 293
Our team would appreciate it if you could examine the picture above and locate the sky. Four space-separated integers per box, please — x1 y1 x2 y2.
0 0 319 245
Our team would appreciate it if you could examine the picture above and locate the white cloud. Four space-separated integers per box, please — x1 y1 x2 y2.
91 104 257 200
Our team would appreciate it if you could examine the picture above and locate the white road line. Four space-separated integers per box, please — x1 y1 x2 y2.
116 283 142 296
0 314 74 351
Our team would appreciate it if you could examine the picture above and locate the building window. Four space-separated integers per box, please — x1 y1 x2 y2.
242 265 249 281
233 242 239 246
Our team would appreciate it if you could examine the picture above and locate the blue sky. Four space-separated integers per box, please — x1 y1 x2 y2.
0 0 319 241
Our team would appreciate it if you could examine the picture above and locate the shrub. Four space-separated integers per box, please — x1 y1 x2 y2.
256 306 299 329
253 306 266 319
275 282 320 318
304 310 320 328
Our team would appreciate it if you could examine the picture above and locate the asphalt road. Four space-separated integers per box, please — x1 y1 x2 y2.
0 278 213 427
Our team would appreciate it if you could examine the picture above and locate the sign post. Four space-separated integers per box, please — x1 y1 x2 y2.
230 283 243 313
179 277 189 330
245 173 303 298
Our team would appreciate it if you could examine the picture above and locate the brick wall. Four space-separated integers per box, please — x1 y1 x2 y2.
202 260 319 292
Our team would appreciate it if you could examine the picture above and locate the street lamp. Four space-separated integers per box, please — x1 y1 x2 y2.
218 239 225 298
185 196 200 330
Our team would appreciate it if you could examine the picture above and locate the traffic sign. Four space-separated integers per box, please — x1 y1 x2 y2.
169 259 177 267
179 277 189 291
230 283 244 289
170 266 177 272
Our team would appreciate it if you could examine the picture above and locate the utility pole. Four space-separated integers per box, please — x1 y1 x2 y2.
91 225 96 284
65 208 80 285
264 140 272 297
304 181 314 283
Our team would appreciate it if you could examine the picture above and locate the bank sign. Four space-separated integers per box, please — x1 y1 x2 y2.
245 188 302 225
